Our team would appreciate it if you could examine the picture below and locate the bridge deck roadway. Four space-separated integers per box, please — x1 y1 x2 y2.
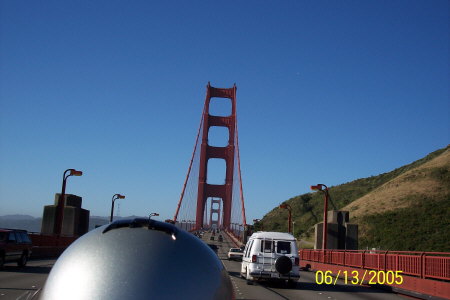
0 259 55 299
0 231 413 300
202 230 410 300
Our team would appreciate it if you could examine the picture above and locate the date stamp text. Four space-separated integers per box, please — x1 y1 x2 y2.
315 270 404 285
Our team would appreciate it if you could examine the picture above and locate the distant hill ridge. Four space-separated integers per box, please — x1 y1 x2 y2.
260 145 450 252
0 214 36 220
0 215 147 232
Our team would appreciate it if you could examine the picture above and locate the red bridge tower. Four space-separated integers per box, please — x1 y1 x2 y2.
196 83 237 230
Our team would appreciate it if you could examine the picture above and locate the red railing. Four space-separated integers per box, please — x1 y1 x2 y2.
29 233 79 258
224 230 244 247
29 233 78 247
300 249 450 281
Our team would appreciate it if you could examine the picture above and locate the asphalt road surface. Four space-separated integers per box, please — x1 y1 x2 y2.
0 259 55 299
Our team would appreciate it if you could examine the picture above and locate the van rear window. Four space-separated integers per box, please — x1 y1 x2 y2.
260 240 274 253
277 241 291 254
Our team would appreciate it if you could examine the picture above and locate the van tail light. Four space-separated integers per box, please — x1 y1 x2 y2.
252 255 257 263
294 257 299 266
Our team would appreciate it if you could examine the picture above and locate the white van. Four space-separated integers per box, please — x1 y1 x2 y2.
240 232 300 287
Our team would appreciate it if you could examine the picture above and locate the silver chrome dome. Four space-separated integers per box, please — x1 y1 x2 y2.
41 218 233 300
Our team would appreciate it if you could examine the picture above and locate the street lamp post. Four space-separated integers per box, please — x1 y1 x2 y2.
311 184 329 250
279 204 292 234
55 169 83 236
292 221 296 237
110 194 125 222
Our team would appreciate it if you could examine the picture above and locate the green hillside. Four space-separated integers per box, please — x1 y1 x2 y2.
258 145 450 252
359 194 449 252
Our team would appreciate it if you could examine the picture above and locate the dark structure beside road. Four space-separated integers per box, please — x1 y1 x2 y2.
41 194 89 236
315 210 358 250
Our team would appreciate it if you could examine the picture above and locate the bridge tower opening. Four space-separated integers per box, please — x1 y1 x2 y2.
209 198 222 229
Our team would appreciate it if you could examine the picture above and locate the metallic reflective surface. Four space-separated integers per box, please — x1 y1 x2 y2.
41 219 233 300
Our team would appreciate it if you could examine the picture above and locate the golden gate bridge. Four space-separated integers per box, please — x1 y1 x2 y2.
173 83 246 241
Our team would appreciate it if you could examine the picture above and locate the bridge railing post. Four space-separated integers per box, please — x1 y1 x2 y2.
362 250 366 269
396 252 399 273
384 251 388 272
420 252 425 279
377 250 380 270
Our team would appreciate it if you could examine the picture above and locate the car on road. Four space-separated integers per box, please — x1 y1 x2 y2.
227 248 243 261
241 231 299 287
0 229 33 268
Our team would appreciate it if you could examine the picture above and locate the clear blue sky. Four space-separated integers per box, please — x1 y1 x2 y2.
1 1 448 223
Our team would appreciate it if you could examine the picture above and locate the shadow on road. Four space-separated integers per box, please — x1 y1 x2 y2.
1 265 52 274
228 270 241 278
0 287 39 291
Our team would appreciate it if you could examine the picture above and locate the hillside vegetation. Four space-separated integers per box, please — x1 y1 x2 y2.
259 145 450 252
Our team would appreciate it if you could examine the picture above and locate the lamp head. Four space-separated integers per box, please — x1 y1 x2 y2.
70 169 83 176
310 184 324 191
